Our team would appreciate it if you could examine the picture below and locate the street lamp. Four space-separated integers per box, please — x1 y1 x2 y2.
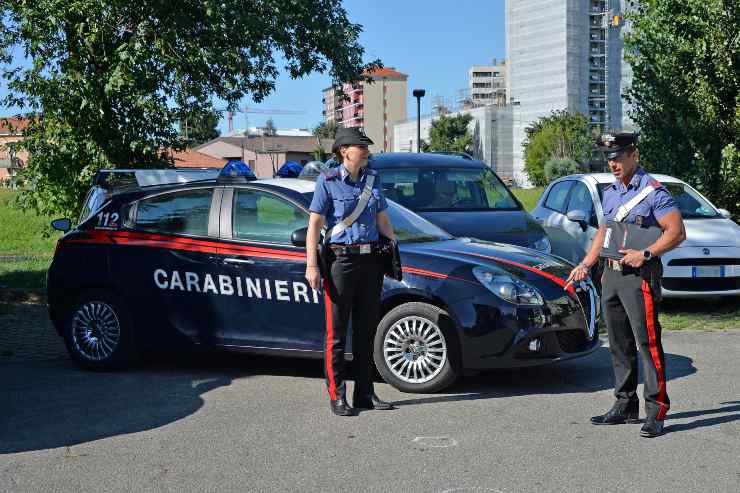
412 88 426 152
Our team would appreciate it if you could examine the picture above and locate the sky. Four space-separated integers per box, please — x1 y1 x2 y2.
0 1 507 135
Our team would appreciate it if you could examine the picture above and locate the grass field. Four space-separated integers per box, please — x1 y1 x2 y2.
0 188 737 330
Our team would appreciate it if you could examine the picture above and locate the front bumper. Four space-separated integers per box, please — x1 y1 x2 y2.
452 282 601 370
661 246 740 298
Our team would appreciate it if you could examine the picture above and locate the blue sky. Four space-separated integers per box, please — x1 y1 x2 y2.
0 1 506 134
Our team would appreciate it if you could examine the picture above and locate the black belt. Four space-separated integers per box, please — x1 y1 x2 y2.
329 243 381 256
605 257 659 272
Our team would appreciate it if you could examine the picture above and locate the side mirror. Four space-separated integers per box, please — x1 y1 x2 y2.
566 210 588 231
718 208 732 219
291 226 308 247
51 218 71 232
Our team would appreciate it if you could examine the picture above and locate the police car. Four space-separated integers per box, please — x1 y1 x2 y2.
48 164 600 393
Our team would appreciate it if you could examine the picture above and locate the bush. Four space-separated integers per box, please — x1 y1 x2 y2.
544 158 584 183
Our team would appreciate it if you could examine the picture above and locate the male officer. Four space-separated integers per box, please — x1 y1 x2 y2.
305 127 396 416
566 131 685 437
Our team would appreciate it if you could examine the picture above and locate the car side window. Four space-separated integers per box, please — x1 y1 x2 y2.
567 182 597 226
134 188 213 236
544 181 572 213
233 189 308 244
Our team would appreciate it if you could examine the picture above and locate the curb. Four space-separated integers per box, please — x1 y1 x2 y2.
0 289 47 304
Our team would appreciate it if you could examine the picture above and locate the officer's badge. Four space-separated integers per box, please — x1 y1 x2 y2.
601 134 616 146
636 215 644 226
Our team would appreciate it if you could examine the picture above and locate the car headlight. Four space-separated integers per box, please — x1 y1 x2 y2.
472 267 544 305
531 236 552 253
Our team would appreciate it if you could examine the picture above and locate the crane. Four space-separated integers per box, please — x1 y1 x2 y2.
214 106 305 134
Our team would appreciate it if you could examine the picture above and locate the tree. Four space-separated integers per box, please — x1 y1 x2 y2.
522 111 592 187
313 120 338 139
263 118 277 137
623 0 739 216
545 158 584 183
311 146 331 162
424 113 473 153
0 0 380 218
179 109 220 147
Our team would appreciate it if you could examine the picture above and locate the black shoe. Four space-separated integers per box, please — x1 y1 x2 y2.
330 397 354 416
590 406 640 425
640 418 665 438
353 393 395 410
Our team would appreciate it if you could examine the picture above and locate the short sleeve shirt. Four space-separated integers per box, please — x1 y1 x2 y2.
601 168 679 227
309 164 388 244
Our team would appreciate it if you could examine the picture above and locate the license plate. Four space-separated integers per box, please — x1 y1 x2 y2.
692 266 725 278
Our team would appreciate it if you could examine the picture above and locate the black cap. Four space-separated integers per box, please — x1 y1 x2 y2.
596 131 639 159
332 127 374 152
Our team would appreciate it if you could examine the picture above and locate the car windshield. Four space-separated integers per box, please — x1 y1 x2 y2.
663 182 720 219
597 181 720 219
376 167 520 212
302 193 453 243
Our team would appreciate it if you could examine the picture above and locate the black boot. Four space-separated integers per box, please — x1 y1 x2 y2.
353 393 395 410
640 417 665 438
330 396 354 416
590 404 639 425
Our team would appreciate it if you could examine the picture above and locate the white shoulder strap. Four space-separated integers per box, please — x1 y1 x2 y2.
326 174 376 238
614 185 654 222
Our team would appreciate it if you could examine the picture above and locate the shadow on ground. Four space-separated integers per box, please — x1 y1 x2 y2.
0 345 697 454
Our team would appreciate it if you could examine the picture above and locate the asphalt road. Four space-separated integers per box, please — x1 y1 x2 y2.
2 331 739 493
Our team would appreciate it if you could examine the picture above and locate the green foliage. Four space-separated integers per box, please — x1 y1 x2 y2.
311 146 330 162
424 114 473 153
313 120 338 139
522 110 593 187
179 109 220 147
544 158 585 183
0 0 380 218
623 0 740 216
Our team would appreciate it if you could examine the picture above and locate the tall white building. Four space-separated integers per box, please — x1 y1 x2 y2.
465 59 508 107
506 0 633 185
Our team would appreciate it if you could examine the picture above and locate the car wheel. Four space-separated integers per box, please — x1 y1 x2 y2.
374 302 461 393
63 289 138 370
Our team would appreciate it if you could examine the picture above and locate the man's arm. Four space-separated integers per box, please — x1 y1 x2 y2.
565 224 606 284
619 209 685 267
305 212 325 290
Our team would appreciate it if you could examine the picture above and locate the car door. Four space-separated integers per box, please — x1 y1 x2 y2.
212 186 325 351
111 186 223 343
562 181 600 252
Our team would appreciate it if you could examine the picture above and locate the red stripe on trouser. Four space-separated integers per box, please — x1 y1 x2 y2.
323 279 337 401
642 280 668 420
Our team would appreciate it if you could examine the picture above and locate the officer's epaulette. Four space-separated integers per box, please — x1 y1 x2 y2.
324 169 341 181
649 178 663 189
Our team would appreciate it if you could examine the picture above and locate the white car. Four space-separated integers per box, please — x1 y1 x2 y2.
531 173 740 298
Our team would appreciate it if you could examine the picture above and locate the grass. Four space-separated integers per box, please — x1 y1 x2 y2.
511 187 544 212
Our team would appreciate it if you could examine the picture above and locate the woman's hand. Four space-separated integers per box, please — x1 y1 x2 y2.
305 265 321 291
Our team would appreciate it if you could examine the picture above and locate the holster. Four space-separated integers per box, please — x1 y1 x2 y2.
640 259 663 302
379 235 403 282
316 231 334 281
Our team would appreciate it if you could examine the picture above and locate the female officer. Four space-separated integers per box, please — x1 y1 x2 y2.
305 127 396 416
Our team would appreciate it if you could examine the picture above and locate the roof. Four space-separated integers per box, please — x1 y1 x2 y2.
198 135 333 154
369 152 487 169
170 149 228 168
0 117 29 135
365 67 408 80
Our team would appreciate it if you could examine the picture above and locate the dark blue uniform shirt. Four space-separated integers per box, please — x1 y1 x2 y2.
601 167 679 227
309 164 388 244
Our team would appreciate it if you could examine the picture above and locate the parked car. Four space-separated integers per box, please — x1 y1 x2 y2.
47 167 599 393
369 152 585 264
531 173 740 298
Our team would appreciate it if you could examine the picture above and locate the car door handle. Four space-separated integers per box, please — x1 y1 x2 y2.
223 257 255 265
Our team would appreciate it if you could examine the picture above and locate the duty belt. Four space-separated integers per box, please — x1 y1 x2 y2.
329 243 380 256
605 257 659 272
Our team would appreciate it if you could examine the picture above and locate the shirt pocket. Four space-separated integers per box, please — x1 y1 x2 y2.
333 197 357 219
367 189 382 214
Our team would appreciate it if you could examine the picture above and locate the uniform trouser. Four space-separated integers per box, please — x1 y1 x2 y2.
601 262 670 420
322 252 384 401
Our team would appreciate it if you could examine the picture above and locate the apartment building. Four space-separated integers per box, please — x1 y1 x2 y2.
506 0 633 184
321 67 408 153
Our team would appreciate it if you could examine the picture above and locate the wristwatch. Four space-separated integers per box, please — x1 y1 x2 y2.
642 249 653 260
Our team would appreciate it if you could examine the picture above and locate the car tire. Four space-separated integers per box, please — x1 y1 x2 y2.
374 302 461 393
63 289 139 370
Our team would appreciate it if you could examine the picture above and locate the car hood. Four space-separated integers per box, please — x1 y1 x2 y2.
417 210 545 247
682 218 740 247
400 237 575 291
